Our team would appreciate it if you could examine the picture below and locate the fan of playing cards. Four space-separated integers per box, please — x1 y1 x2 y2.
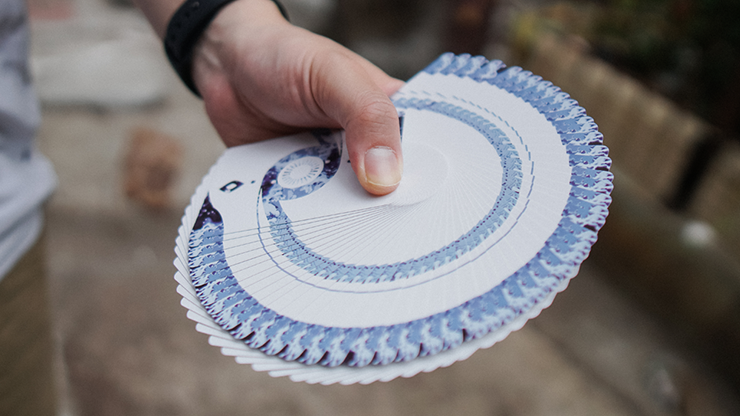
173 53 613 384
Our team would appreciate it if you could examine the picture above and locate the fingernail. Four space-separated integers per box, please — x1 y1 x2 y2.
364 146 402 187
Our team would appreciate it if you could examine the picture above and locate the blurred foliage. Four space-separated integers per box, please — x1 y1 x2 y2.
517 0 740 135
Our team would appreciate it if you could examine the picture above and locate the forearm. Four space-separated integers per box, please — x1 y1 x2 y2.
133 0 183 39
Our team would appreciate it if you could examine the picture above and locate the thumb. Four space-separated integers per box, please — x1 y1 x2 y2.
313 53 403 195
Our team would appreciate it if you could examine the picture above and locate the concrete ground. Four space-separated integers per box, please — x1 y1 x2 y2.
28 1 740 415
43 203 740 416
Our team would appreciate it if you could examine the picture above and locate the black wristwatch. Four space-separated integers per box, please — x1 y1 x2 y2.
164 0 289 97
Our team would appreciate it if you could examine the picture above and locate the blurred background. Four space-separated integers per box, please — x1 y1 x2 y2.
26 0 740 414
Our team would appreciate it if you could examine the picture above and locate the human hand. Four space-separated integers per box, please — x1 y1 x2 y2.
190 0 404 195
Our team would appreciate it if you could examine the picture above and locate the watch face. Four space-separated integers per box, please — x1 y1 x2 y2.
175 53 612 384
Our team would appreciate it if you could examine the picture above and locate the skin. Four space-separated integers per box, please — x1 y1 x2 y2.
135 0 404 195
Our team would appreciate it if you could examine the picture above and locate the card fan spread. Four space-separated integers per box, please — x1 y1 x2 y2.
174 53 613 385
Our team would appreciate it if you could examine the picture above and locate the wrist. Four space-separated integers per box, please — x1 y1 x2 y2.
165 0 288 96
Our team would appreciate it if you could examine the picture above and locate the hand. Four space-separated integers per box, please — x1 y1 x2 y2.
190 0 404 195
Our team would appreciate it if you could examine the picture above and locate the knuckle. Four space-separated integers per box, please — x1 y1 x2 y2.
351 93 398 130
